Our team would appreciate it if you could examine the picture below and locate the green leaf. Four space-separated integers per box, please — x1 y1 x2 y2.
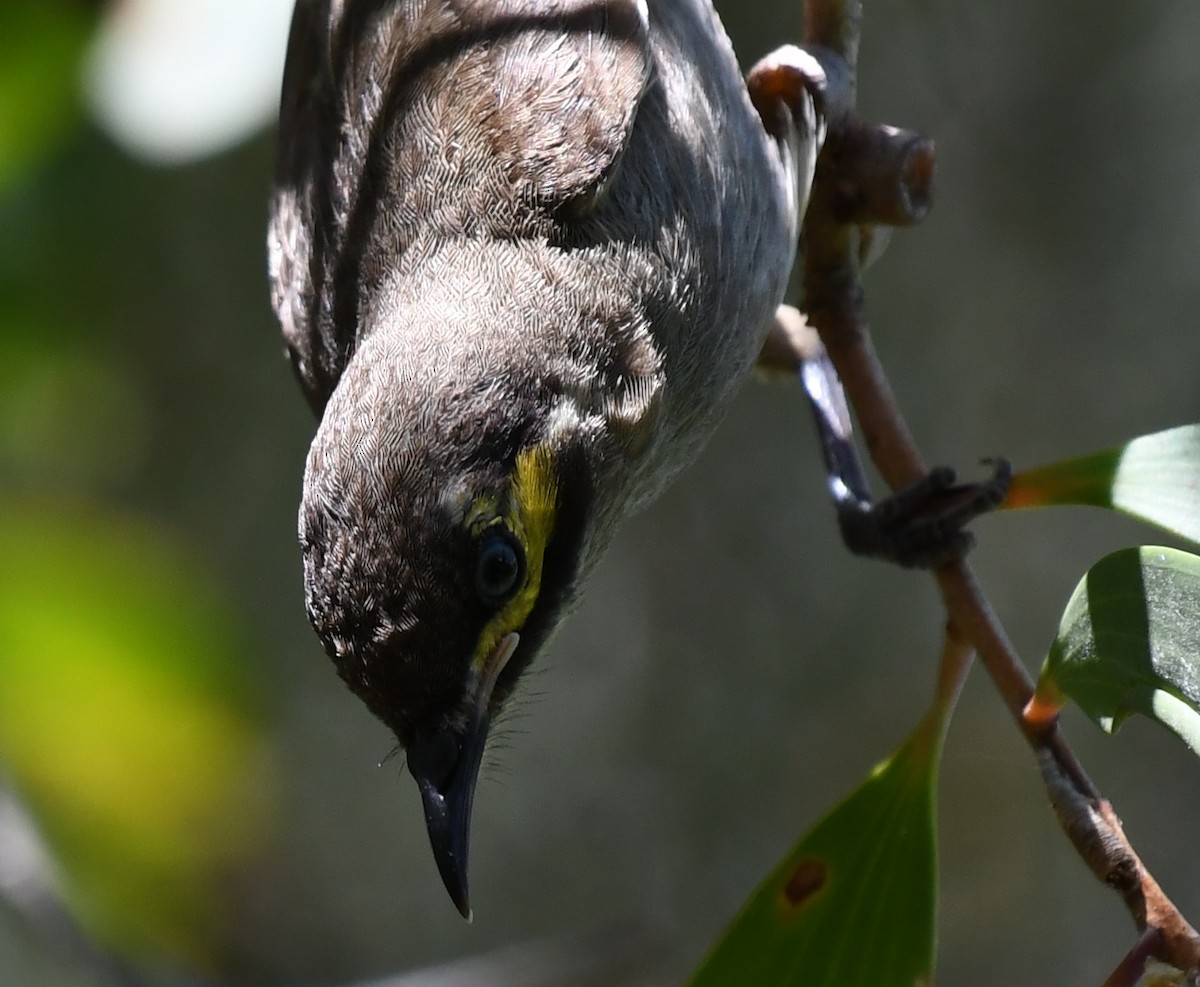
0 2 94 192
1004 424 1200 545
0 499 275 966
689 717 941 987
1036 546 1200 755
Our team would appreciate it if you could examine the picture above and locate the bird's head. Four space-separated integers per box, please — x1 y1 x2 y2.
298 327 599 919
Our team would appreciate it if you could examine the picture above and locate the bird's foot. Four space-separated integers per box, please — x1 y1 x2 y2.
835 459 1012 568
792 332 1009 568
746 45 830 144
747 47 828 243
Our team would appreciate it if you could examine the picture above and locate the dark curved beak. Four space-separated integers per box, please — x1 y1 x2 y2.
408 713 491 920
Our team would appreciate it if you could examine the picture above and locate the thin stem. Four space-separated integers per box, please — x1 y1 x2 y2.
1101 928 1164 987
934 621 973 722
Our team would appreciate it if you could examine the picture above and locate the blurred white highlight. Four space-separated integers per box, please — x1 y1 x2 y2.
85 0 294 163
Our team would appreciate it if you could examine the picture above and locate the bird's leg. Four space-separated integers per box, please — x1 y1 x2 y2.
759 306 1010 568
749 48 1008 567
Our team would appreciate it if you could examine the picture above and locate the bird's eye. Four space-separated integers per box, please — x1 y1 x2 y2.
474 529 525 606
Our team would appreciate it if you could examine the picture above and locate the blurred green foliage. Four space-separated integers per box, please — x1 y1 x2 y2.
0 501 273 965
0 1 275 972
0 326 150 490
0 2 93 190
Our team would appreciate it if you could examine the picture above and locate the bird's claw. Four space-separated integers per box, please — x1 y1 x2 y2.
836 458 1012 568
792 343 1008 568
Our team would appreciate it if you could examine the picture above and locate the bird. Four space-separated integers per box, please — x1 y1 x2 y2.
268 0 824 919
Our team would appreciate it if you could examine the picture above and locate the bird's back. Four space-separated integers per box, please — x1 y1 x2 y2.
269 0 794 503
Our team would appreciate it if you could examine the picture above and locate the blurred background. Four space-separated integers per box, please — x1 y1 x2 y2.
1 0 1198 984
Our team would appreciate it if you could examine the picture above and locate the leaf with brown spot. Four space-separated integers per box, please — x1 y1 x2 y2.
689 717 941 986
781 858 827 910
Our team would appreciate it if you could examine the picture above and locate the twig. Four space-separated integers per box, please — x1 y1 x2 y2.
799 0 1200 975
0 785 153 987
933 621 973 721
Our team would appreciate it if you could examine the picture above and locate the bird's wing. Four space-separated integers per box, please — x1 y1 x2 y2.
267 0 339 413
267 0 653 414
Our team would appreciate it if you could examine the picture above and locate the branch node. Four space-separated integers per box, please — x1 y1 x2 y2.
831 122 935 227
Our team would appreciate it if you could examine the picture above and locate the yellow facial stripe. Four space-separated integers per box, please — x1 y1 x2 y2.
471 445 559 674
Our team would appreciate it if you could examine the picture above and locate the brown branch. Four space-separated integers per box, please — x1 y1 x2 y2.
934 621 974 719
798 0 1200 975
1101 928 1165 987
830 122 935 228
